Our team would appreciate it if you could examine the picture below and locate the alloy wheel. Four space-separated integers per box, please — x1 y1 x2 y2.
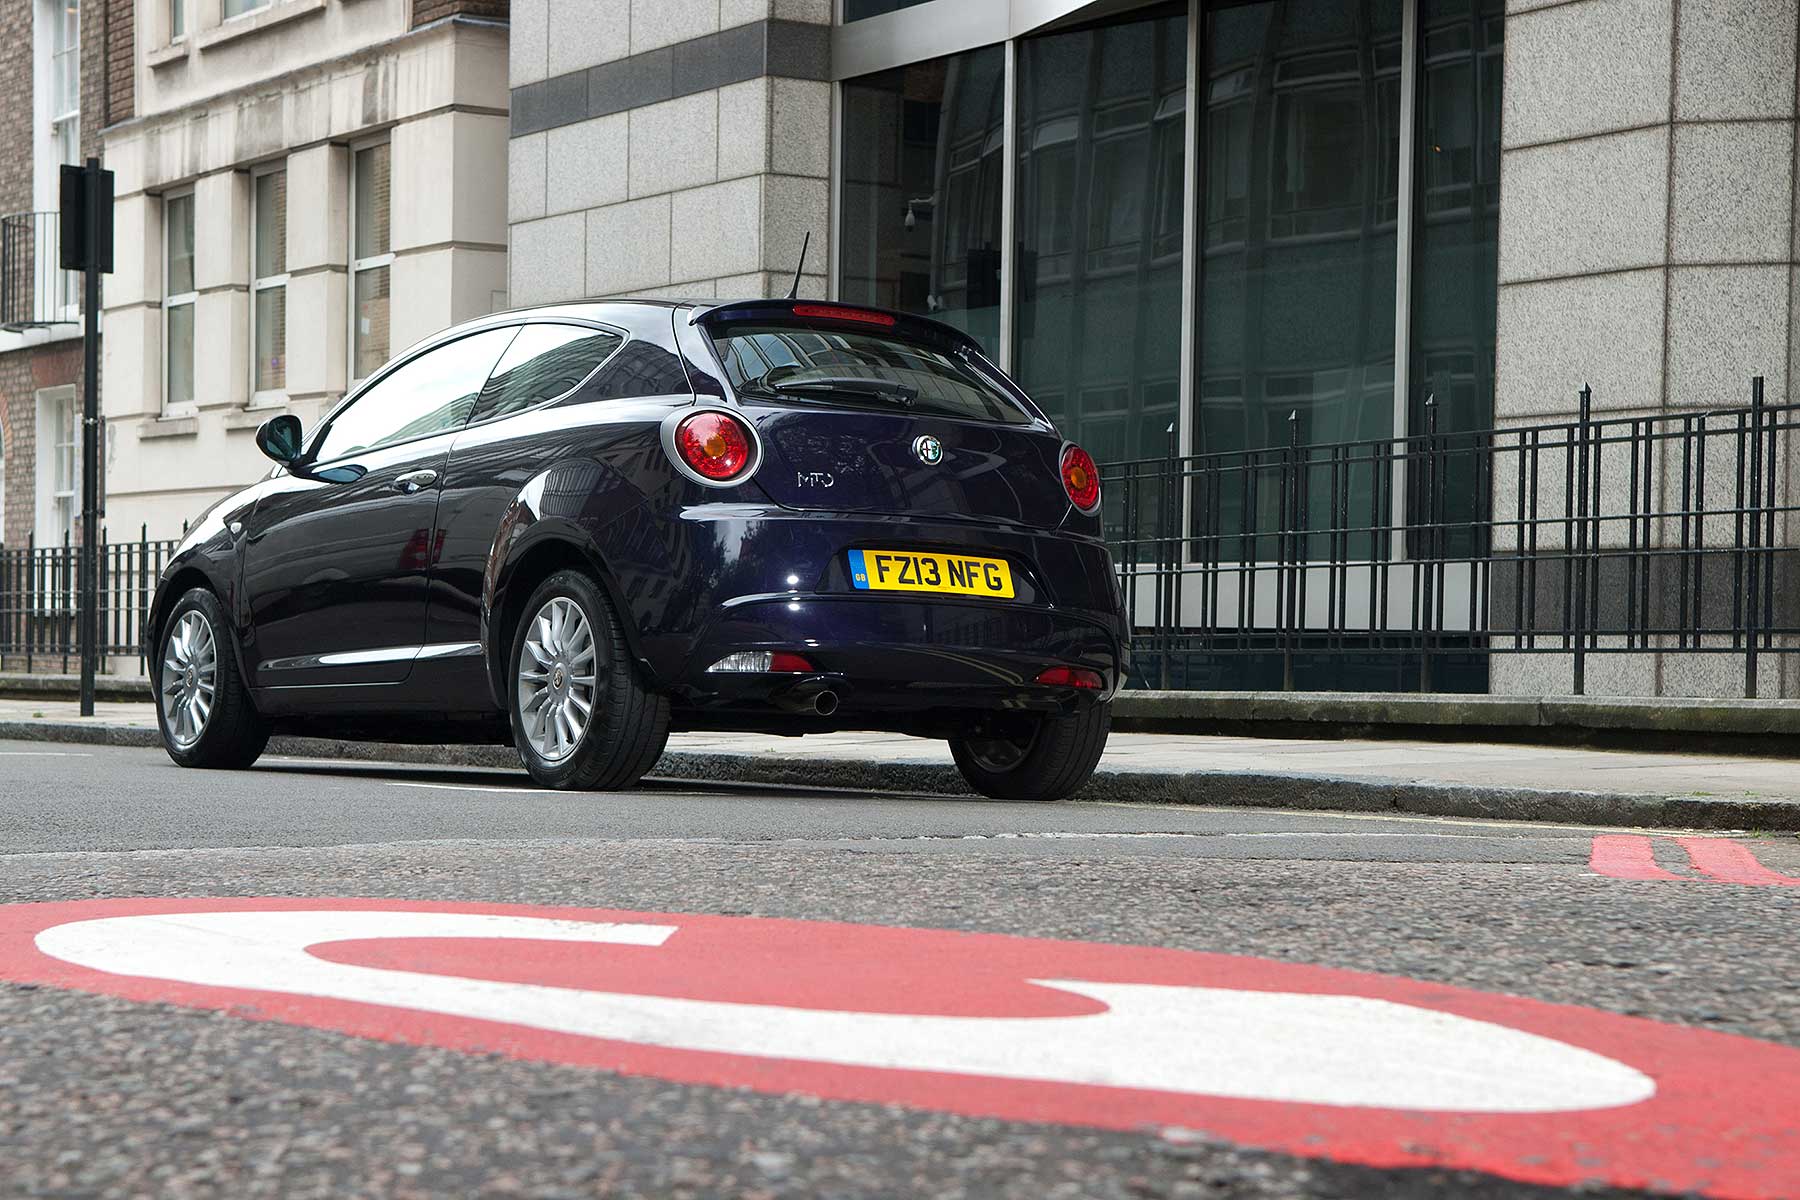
160 610 218 750
517 596 599 763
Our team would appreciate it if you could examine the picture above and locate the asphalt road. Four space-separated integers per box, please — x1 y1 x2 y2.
1 738 1797 1199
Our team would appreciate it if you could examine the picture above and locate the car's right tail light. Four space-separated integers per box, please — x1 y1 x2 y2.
675 410 755 482
1060 443 1101 513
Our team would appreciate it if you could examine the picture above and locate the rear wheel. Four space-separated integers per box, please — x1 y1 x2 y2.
950 703 1110 802
155 587 270 770
510 569 669 790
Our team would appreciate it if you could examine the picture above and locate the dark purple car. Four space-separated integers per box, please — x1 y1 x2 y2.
146 300 1129 800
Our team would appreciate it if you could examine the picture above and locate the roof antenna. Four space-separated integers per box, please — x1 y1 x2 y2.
785 231 811 301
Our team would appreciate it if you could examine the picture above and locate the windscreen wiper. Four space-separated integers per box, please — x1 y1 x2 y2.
769 377 919 407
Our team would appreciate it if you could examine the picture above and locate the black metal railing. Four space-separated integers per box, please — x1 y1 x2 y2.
1101 378 1798 696
0 528 182 674
1 211 79 331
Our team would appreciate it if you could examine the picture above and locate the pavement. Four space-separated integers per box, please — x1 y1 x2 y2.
5 696 1800 830
0 739 1797 1199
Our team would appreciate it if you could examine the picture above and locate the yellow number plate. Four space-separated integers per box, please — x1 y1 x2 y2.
847 549 1015 598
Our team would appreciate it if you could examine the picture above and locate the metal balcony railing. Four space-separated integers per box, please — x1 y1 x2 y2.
1 211 80 331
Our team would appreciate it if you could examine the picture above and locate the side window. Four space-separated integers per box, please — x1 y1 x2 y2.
312 328 517 463
469 324 625 424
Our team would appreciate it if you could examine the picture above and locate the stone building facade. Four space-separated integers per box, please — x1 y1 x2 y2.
505 0 832 306
99 0 511 539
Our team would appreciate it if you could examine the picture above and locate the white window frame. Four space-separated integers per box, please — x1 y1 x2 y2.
163 189 198 415
170 0 187 42
33 0 81 320
34 385 78 547
348 138 395 387
250 163 289 406
221 0 271 21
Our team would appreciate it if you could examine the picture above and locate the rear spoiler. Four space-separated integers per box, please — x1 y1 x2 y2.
688 299 985 357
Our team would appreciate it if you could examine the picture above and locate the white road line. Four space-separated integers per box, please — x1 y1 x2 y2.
0 751 92 757
384 780 546 795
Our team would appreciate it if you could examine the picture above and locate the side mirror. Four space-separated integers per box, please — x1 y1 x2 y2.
255 414 304 465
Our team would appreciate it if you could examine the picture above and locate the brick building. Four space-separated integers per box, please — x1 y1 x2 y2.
0 0 129 550
99 0 510 539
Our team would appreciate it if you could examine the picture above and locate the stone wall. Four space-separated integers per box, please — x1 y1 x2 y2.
1491 0 1800 698
507 0 832 305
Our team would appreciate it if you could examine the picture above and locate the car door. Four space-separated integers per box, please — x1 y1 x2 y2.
419 320 634 699
241 327 518 696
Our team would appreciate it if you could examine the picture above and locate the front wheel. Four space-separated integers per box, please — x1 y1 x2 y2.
509 569 669 790
155 587 270 769
949 703 1110 802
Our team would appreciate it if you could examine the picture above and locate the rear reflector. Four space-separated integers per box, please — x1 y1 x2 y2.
708 651 817 674
1035 666 1104 690
791 304 898 327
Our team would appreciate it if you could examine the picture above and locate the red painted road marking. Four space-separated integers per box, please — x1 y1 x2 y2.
1591 835 1800 886
2 899 1798 1199
1589 834 1687 880
1676 837 1800 887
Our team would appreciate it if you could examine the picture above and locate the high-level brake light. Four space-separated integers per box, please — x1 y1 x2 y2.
792 304 898 327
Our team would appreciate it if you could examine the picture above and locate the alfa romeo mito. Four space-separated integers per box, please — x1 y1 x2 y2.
147 299 1129 800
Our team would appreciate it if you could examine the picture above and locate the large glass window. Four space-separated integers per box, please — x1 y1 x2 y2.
1014 7 1188 468
313 329 517 463
164 192 196 411
1411 0 1502 440
841 46 1006 358
1197 0 1402 460
252 168 288 396
351 143 394 383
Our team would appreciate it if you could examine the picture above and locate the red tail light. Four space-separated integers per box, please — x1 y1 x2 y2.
1035 666 1104 690
1060 444 1101 513
675 411 754 481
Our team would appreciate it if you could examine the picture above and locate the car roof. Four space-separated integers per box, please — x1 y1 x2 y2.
423 298 984 358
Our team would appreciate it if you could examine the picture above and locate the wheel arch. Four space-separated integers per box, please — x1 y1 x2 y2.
484 533 655 710
146 564 256 698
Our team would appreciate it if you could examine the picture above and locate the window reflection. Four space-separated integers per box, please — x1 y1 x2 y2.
1198 0 1401 556
1015 9 1187 470
841 47 1006 358
1411 0 1503 452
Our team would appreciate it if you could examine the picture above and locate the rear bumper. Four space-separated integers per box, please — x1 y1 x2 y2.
607 505 1129 731
667 592 1126 733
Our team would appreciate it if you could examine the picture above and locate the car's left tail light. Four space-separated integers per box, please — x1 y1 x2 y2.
1060 443 1101 514
674 410 756 482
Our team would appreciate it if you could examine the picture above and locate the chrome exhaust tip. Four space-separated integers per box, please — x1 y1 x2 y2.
813 690 839 717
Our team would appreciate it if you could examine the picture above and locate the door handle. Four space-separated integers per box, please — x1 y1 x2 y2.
393 469 439 494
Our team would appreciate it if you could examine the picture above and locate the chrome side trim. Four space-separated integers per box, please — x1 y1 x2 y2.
259 642 482 673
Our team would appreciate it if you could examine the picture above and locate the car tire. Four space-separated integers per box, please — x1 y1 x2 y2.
949 703 1110 802
154 587 271 770
509 569 669 791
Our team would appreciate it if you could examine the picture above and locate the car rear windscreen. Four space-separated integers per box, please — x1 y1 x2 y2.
709 322 1034 425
